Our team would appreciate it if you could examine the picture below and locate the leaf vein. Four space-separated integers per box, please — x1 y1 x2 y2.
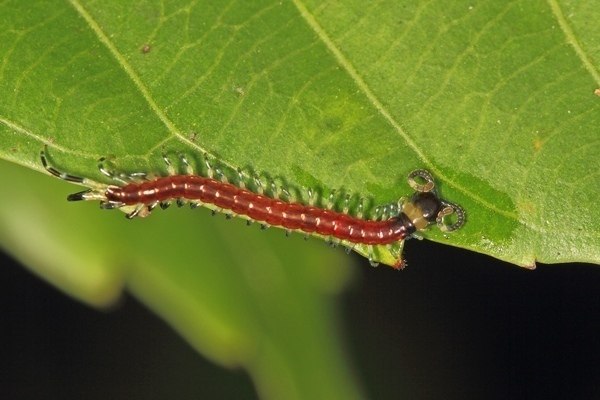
547 0 600 85
67 0 208 155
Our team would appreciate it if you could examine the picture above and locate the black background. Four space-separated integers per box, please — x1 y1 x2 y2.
2 239 599 400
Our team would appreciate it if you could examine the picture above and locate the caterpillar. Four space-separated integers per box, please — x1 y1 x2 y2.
40 147 465 268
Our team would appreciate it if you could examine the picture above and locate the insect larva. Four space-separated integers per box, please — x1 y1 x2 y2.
40 147 465 268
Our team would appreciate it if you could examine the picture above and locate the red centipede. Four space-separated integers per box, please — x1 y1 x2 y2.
40 148 465 267
106 174 416 245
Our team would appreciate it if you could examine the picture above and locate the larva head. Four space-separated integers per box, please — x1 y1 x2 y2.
402 191 442 231
403 169 466 233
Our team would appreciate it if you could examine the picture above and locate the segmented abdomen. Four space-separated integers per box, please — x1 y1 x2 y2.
106 175 410 245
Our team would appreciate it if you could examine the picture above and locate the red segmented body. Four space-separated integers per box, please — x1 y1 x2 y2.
40 146 466 268
106 175 412 245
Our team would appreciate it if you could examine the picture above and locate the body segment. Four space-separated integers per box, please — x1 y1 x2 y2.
107 175 413 245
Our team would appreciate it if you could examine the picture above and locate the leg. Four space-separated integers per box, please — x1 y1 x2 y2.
342 194 351 214
100 200 125 209
40 147 85 183
371 205 383 221
380 204 391 220
214 167 227 183
280 187 292 202
407 169 435 193
344 243 355 254
268 180 280 200
179 154 194 175
98 157 129 185
356 198 365 219
67 189 108 202
327 190 337 210
203 153 214 179
367 245 379 267
237 168 246 189
254 175 264 195
125 204 146 219
41 146 109 202
306 187 315 206
436 202 466 232
147 201 160 212
162 153 176 175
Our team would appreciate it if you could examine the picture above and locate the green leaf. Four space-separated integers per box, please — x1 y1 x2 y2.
2 0 599 268
1 0 599 397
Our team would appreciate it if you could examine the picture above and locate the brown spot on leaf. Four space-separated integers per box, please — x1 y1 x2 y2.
233 86 245 96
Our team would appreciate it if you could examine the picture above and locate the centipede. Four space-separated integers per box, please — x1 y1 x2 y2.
40 147 465 268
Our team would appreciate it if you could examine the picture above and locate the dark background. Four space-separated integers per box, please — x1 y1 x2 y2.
2 239 599 400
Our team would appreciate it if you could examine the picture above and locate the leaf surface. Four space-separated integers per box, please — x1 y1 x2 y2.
2 0 598 267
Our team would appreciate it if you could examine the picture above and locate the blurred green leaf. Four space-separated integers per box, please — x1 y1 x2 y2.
1 0 599 398
0 158 361 399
